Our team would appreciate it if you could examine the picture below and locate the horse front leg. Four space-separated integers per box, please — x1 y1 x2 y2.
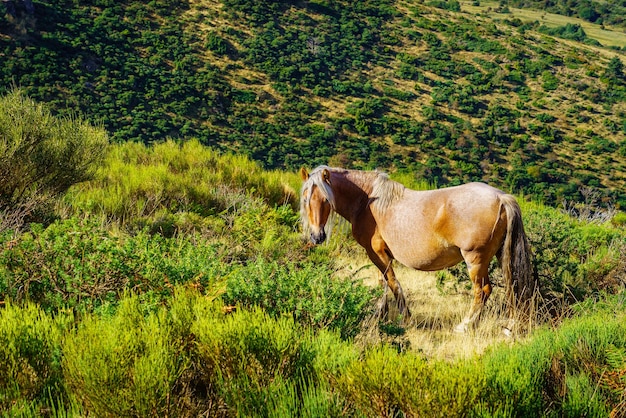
376 275 390 319
368 234 411 322
455 254 491 333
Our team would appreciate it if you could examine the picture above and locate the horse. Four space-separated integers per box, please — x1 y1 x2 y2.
299 165 537 334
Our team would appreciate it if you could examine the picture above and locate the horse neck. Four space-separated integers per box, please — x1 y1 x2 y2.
331 171 373 222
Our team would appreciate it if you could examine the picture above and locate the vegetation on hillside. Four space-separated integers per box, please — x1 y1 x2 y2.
0 89 108 231
1 0 626 207
2 289 625 416
506 0 626 29
0 93 625 415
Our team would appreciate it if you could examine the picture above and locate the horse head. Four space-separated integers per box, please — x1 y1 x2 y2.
299 167 334 245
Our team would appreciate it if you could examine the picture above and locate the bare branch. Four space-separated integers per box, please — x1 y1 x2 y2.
562 186 616 224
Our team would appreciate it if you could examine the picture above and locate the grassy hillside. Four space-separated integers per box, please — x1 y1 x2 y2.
463 0 626 48
0 90 624 415
1 0 625 207
0 135 625 416
506 0 626 30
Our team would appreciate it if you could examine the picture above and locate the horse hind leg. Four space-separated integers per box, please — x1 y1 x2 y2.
454 251 491 333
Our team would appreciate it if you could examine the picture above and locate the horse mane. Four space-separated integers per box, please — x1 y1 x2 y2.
369 171 405 211
300 166 406 235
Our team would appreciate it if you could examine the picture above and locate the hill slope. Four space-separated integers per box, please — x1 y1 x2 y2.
1 0 625 206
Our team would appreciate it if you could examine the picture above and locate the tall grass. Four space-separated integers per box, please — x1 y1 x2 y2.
64 139 298 227
337 345 484 417
61 290 359 417
0 302 70 415
2 292 624 416
63 297 183 417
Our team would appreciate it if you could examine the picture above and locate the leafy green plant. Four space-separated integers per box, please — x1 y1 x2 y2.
0 217 236 313
521 200 626 302
476 294 626 416
63 295 186 417
224 259 378 339
189 294 356 417
0 89 108 230
0 302 69 414
338 345 483 417
1 289 625 416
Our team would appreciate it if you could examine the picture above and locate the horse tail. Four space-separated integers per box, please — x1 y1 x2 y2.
499 194 538 327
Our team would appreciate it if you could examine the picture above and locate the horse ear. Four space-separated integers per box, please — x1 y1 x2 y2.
322 168 331 184
299 167 309 180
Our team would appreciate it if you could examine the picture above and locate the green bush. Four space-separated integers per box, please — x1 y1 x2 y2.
0 302 69 414
224 259 378 339
338 345 483 417
63 296 183 417
0 217 236 313
59 290 360 417
205 32 229 55
521 200 626 302
477 295 626 416
0 291 624 416
0 89 108 230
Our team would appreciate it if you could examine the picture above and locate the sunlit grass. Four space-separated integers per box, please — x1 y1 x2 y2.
341 252 513 359
63 139 299 225
460 0 626 48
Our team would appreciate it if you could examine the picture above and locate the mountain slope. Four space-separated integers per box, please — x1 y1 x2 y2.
1 0 625 206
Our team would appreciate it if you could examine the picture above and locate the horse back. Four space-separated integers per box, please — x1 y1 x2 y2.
375 182 508 269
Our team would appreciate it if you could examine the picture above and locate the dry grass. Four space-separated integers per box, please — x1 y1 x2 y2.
339 252 515 360
460 0 626 49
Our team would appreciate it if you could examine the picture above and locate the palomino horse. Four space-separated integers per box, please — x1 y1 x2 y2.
300 166 537 333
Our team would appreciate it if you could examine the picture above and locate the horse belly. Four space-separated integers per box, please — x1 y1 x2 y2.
388 236 463 271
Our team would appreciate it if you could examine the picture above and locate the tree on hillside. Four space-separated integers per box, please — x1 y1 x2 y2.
0 89 109 231
605 56 625 84
2 0 34 17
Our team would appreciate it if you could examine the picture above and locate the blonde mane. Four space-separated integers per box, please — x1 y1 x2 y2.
300 166 405 240
369 171 405 211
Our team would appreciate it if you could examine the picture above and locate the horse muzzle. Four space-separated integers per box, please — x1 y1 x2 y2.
310 230 327 245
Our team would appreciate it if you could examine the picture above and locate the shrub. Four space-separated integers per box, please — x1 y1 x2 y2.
338 345 483 417
541 71 559 91
223 259 378 339
205 32 229 55
0 89 108 230
1 290 625 416
56 290 359 417
0 302 69 413
63 295 186 417
189 294 357 417
521 200 626 302
479 332 554 416
477 296 626 416
0 217 236 313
